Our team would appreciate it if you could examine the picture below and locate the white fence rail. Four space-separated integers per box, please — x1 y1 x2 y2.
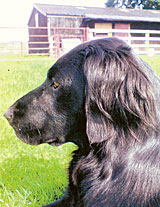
89 29 160 55
0 27 160 58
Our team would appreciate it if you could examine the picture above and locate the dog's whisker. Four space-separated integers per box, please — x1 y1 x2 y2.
37 128 41 136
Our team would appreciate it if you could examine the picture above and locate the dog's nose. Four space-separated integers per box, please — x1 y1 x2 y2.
4 102 26 122
4 107 14 122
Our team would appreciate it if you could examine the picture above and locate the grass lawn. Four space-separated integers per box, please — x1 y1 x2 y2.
0 55 160 207
0 58 77 207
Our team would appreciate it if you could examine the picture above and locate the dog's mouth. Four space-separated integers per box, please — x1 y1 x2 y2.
5 116 63 146
13 125 61 146
13 127 42 145
44 138 61 146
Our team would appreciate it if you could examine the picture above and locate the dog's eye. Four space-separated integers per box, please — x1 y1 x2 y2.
50 81 60 89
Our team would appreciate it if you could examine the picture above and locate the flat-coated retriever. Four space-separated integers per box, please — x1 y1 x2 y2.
4 38 160 207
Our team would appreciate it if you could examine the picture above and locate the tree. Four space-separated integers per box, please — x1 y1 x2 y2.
105 0 160 9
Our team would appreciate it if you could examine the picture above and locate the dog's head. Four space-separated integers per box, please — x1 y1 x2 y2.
4 47 86 146
4 38 158 148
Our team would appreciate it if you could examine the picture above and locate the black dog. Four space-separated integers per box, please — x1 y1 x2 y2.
4 38 160 207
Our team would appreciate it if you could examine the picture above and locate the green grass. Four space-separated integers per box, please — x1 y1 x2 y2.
0 55 160 207
141 55 160 76
0 58 77 207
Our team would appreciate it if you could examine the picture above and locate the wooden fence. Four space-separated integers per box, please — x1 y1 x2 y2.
0 27 160 58
90 29 160 55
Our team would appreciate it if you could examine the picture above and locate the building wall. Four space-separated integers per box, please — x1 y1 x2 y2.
114 23 130 37
131 22 160 30
114 23 130 30
131 22 160 45
49 16 83 28
28 9 49 54
86 21 131 38
28 8 48 27
95 23 112 30
49 16 84 40
93 22 112 37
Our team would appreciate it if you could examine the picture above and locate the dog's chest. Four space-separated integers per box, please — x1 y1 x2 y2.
71 154 100 185
70 155 108 206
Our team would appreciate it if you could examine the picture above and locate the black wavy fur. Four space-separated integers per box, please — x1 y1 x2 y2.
5 38 160 207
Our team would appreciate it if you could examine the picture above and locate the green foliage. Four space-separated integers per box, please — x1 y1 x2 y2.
105 0 160 9
0 56 160 206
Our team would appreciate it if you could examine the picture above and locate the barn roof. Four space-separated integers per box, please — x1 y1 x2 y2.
34 3 160 23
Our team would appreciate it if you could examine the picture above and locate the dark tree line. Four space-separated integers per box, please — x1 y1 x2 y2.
105 0 160 9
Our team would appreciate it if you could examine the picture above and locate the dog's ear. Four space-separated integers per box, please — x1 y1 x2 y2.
83 44 157 144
